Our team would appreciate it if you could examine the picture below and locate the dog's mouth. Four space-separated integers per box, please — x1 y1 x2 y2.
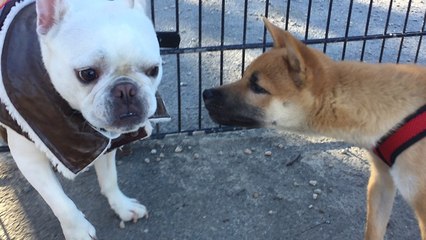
203 87 264 128
205 103 263 128
208 112 261 128
95 124 144 139
90 112 145 139
120 112 139 119
116 111 142 126
111 114 144 132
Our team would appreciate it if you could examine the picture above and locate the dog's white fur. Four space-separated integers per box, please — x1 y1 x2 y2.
38 0 162 137
1 0 161 239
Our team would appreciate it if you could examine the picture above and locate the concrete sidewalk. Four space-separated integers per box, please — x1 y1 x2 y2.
0 129 419 240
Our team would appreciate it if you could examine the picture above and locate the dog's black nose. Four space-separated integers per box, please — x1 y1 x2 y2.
112 82 138 104
203 88 221 101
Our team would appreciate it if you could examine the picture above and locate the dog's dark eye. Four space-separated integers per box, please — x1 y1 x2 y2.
250 82 269 94
145 66 159 78
77 68 99 83
249 73 269 94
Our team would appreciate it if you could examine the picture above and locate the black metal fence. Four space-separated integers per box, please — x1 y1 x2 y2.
151 0 426 137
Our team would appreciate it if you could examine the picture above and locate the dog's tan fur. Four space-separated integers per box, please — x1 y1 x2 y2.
203 19 426 239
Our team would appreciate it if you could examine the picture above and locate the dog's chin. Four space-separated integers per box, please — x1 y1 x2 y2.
205 101 264 128
96 125 142 139
86 108 150 138
97 129 122 139
94 120 148 139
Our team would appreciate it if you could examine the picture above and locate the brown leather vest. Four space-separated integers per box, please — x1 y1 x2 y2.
0 2 169 174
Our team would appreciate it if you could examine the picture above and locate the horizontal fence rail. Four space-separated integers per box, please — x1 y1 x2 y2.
161 31 426 55
152 0 425 137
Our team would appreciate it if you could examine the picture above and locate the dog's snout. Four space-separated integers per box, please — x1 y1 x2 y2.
112 82 138 102
109 81 145 127
202 88 221 101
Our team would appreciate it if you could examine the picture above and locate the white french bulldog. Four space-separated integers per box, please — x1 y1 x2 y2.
0 0 162 239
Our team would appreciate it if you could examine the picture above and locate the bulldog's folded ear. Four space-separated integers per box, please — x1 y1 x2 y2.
36 0 67 35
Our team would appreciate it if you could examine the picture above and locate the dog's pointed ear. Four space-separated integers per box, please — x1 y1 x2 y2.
125 0 148 11
263 18 289 49
125 0 135 8
263 18 309 88
36 0 67 35
125 0 150 16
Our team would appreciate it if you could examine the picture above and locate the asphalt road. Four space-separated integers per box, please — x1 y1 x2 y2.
0 129 420 239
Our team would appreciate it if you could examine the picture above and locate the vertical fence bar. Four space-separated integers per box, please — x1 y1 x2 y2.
396 0 413 63
285 0 291 31
220 0 225 86
198 0 203 129
241 0 249 74
150 0 155 24
149 0 161 134
323 0 334 53
217 0 226 129
341 0 354 60
175 0 182 132
360 0 374 61
305 0 313 41
379 0 394 62
262 0 270 52
414 10 426 63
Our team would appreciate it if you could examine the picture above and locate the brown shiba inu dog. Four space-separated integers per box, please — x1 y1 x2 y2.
203 18 426 240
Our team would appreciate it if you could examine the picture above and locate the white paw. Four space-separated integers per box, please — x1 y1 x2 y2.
108 191 148 222
60 211 97 240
